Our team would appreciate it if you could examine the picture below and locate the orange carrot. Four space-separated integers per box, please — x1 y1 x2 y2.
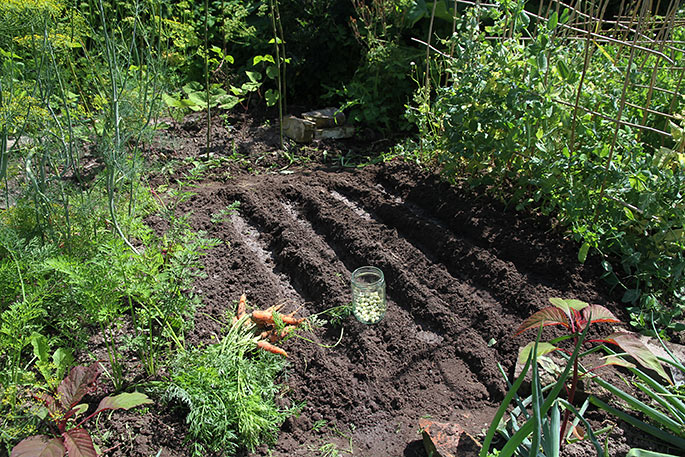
269 326 295 343
265 303 285 313
251 310 304 326
257 340 288 357
237 294 247 319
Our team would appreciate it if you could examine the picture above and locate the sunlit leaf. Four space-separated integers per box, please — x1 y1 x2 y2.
537 53 548 72
53 348 73 380
265 89 279 107
548 11 558 29
549 298 589 312
557 59 570 81
62 428 96 457
515 307 569 335
95 392 152 414
603 355 636 369
517 342 558 367
30 332 49 364
578 243 590 263
603 332 671 384
71 403 88 417
10 436 65 457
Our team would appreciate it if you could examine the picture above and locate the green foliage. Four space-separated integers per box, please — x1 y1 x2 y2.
590 326 685 453
10 363 152 457
483 297 666 456
164 321 297 455
410 0 685 331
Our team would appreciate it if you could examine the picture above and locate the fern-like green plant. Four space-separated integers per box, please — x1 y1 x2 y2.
164 318 297 455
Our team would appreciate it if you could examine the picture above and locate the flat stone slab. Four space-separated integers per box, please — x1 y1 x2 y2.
314 125 354 140
283 108 352 143
283 116 315 143
302 107 345 128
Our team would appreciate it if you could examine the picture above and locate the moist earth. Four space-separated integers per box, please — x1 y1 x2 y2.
94 114 663 457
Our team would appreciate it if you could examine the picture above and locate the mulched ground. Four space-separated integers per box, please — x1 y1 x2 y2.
93 112 670 457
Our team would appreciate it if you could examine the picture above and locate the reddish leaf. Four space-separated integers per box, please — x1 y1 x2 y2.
62 428 96 457
603 332 671 384
35 392 59 416
515 307 570 335
57 364 100 410
10 436 65 457
95 392 152 415
581 305 620 326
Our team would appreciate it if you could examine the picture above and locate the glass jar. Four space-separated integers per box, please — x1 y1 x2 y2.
351 266 387 324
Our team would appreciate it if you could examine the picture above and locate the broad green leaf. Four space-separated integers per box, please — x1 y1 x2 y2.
57 364 100 410
182 81 203 94
582 305 620 325
548 11 558 29
245 71 262 83
537 53 548 72
187 92 211 109
71 403 88 417
622 288 640 303
217 95 241 110
162 93 195 109
265 89 279 107
603 355 636 369
241 81 262 93
603 332 671 384
62 428 96 457
30 332 49 364
210 45 223 57
515 307 569 335
557 59 570 80
95 392 152 414
253 55 274 65
266 64 279 80
578 242 590 263
517 342 558 367
549 297 589 312
10 436 65 457
53 348 73 380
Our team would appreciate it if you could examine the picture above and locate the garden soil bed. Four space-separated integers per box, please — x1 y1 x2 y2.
98 114 662 457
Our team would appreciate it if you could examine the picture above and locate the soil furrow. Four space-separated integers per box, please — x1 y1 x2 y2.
173 163 622 456
221 185 350 314
284 180 506 397
376 164 607 303
230 212 304 306
324 172 551 317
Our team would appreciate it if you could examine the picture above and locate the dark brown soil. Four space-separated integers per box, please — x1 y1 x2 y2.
93 114 669 457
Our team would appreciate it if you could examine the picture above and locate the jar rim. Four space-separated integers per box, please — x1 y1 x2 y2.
351 266 384 286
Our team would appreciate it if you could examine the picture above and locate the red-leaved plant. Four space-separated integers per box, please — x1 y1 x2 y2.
11 363 152 457
515 297 670 440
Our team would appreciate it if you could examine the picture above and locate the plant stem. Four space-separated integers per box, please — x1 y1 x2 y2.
269 0 284 149
204 0 211 159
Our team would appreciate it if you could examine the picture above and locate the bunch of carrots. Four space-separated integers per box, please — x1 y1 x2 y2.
233 294 305 358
